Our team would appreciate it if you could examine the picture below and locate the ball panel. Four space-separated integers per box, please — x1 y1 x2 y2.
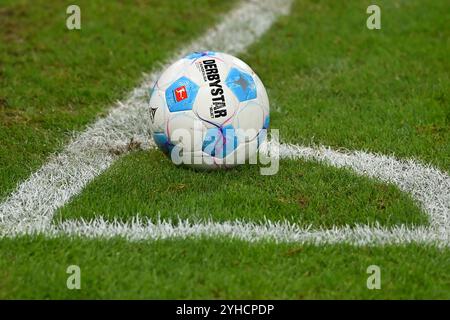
149 89 168 133
223 138 258 167
150 51 269 169
167 111 206 153
225 68 257 102
153 132 174 155
263 114 270 129
218 52 255 75
192 85 239 128
165 76 199 112
182 138 258 170
185 51 217 60
156 59 189 90
253 73 270 115
182 55 231 88
233 100 264 142
202 124 238 159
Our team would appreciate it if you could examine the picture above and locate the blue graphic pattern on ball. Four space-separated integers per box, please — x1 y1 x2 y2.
225 68 257 102
202 125 238 158
263 115 270 129
257 115 270 147
185 51 216 60
153 132 174 155
165 76 199 112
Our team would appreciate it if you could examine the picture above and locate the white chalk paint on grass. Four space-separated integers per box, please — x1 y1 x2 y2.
276 142 450 239
6 216 446 247
0 0 449 246
0 0 293 234
3 140 450 246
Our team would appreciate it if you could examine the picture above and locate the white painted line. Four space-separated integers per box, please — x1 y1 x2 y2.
0 0 293 235
0 0 448 246
3 140 449 246
274 142 450 239
9 217 447 247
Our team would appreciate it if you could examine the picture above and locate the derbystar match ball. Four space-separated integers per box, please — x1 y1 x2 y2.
149 51 269 169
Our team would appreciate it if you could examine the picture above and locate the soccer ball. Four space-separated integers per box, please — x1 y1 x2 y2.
149 51 269 169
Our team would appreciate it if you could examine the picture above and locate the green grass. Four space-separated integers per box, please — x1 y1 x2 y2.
0 237 449 299
1 0 450 299
56 0 449 229
241 0 449 171
0 0 236 199
56 151 428 228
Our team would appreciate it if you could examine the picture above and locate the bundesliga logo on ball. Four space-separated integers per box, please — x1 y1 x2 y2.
149 51 270 169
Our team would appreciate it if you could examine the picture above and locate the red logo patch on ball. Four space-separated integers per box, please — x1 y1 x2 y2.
174 86 188 102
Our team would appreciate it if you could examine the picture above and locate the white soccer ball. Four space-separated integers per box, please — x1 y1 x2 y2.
149 51 269 169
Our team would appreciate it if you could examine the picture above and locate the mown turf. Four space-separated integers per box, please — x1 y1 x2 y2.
0 237 449 299
241 0 449 171
1 0 449 299
55 0 450 229
0 0 236 199
56 150 428 228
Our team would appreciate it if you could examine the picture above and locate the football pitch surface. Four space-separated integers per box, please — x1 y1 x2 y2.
0 0 449 298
